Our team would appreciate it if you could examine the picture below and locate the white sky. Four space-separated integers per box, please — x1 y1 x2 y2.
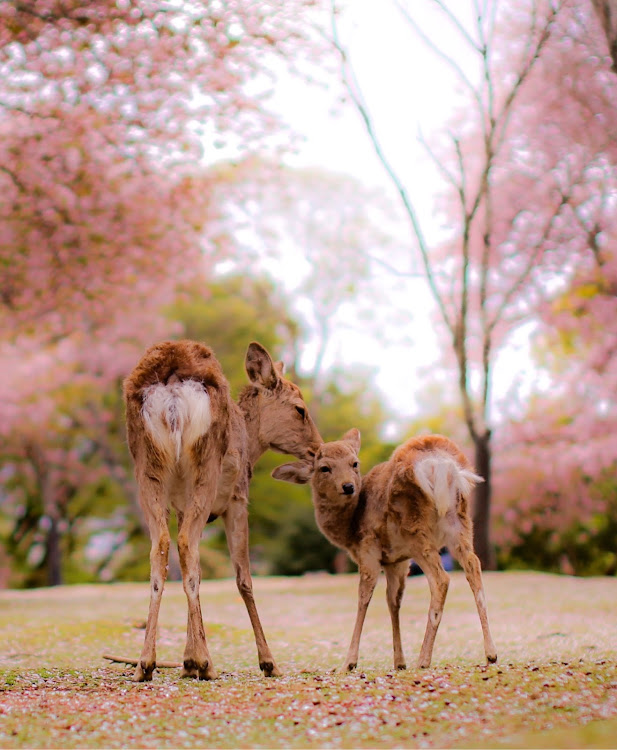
252 0 536 430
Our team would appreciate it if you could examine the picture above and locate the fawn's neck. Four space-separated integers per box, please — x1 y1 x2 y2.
313 492 362 551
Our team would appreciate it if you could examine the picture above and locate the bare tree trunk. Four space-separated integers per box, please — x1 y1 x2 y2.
591 0 617 71
46 516 62 586
472 432 496 571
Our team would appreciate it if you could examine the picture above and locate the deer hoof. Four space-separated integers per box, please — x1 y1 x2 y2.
344 662 357 672
260 661 281 677
182 658 216 680
487 653 498 664
395 663 407 671
133 661 154 682
261 662 281 677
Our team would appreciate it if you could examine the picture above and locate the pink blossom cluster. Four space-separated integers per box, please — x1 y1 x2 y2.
0 0 328 577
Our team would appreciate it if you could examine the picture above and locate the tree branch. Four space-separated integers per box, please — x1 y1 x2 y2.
394 0 483 111
330 0 454 335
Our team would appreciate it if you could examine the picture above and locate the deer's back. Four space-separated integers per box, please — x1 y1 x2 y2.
123 340 230 398
123 340 235 475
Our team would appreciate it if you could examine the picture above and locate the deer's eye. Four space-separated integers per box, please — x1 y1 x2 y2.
295 406 306 418
320 465 331 473
353 461 359 469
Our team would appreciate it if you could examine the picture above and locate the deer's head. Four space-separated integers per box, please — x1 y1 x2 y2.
244 342 322 461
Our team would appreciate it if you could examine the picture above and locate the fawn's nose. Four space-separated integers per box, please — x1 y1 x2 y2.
342 482 355 495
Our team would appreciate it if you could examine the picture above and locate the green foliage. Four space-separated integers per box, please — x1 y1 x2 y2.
0 271 395 585
168 274 302 396
163 276 396 578
245 371 393 576
268 504 340 575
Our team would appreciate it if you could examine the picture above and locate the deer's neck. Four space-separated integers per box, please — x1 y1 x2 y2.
312 492 362 552
237 386 266 468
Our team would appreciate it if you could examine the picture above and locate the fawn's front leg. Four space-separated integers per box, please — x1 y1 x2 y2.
342 558 381 672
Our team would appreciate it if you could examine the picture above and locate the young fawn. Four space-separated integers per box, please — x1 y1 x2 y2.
272 429 497 671
124 339 321 681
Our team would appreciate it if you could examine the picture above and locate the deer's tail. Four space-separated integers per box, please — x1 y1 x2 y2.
414 454 483 517
141 379 212 462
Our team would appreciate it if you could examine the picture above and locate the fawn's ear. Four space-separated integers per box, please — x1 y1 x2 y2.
341 428 361 454
246 342 280 390
274 360 285 376
271 461 312 485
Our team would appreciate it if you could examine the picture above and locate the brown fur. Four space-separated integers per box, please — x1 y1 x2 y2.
124 340 321 682
273 431 497 671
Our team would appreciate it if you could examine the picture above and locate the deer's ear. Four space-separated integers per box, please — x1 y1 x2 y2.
341 428 361 454
271 461 312 485
274 360 286 376
246 342 280 390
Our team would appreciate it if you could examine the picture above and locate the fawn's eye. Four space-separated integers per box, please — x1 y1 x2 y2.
320 465 331 473
353 461 359 469
295 406 306 418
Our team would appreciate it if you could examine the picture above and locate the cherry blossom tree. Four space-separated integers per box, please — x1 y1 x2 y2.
330 0 617 569
481 0 617 572
0 0 328 585
331 0 574 567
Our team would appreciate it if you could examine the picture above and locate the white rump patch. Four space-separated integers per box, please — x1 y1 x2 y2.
141 380 212 462
414 455 483 517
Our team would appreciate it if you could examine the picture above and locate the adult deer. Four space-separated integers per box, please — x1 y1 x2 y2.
123 339 321 681
272 430 497 671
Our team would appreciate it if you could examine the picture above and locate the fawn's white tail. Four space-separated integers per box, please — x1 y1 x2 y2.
414 454 484 517
141 380 212 462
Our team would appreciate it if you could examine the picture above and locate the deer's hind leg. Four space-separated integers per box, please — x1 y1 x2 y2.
177 455 220 680
384 560 409 670
134 476 171 682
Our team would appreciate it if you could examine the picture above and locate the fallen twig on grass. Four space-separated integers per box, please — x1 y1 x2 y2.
102 653 181 668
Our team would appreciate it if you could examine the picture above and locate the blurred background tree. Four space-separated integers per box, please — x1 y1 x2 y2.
3 0 617 586
333 0 617 572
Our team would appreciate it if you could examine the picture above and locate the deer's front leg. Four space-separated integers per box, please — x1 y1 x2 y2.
223 499 280 677
134 478 170 682
343 558 381 672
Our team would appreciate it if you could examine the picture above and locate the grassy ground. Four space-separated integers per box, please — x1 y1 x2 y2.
0 571 616 748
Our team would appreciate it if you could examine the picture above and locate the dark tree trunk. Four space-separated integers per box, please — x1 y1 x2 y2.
472 432 496 570
46 517 63 586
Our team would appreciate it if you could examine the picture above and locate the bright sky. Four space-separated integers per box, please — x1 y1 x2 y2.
257 0 535 431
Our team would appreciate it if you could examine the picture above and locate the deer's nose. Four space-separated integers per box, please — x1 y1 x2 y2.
342 483 355 495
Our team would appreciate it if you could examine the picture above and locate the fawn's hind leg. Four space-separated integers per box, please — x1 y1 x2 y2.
450 538 497 664
414 546 449 668
384 561 409 670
